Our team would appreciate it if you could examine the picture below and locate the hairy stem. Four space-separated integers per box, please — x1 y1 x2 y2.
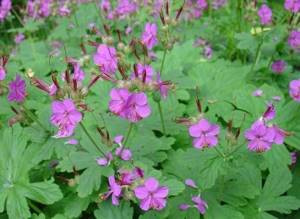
124 123 134 147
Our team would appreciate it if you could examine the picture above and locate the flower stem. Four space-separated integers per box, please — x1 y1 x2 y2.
157 101 166 135
249 35 264 74
124 123 134 147
22 105 49 132
159 49 167 76
79 122 105 156
227 141 246 157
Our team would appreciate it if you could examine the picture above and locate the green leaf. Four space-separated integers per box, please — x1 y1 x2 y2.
6 189 30 219
162 179 185 196
260 196 300 214
21 181 63 205
94 201 133 219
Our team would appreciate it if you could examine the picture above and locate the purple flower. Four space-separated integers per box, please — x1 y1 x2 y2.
192 196 208 214
132 63 154 83
271 125 286 145
189 118 220 149
103 176 122 205
93 44 118 75
109 88 151 123
212 0 227 10
185 179 198 188
258 4 272 25
179 204 190 211
197 0 208 9
96 152 113 166
272 96 281 101
271 60 286 74
58 5 71 17
289 79 300 102
0 0 11 22
252 89 263 97
72 62 85 82
109 88 130 117
65 139 78 145
141 23 158 50
0 66 6 81
119 167 144 185
50 99 82 138
38 0 52 18
203 46 213 59
115 0 137 18
244 120 275 152
115 147 132 161
284 0 300 13
134 177 169 211
156 73 170 99
263 103 275 121
288 30 300 51
14 33 25 44
8 75 26 103
291 152 297 165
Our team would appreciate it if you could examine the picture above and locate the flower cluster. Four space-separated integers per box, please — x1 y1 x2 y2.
284 0 300 13
100 0 137 20
141 23 158 50
244 103 286 152
288 30 300 51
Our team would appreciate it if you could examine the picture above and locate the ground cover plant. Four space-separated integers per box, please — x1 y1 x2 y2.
1 0 300 218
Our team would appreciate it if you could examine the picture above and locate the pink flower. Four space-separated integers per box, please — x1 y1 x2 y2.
50 99 82 138
58 5 71 16
212 0 227 9
284 0 300 13
100 0 111 12
263 103 275 121
271 60 286 74
134 177 169 211
258 4 272 25
156 73 170 99
119 167 144 185
114 135 132 160
132 64 154 83
141 23 158 50
189 118 220 149
96 152 113 166
8 75 26 103
271 125 286 145
109 88 151 122
0 0 11 22
197 0 208 9
185 179 198 188
93 44 118 75
289 79 300 102
288 30 300 51
179 204 190 211
0 66 6 81
192 196 208 214
14 33 25 44
203 46 213 59
72 62 85 82
244 120 275 152
65 139 78 145
115 0 137 18
103 176 122 205
252 89 263 97
38 0 52 18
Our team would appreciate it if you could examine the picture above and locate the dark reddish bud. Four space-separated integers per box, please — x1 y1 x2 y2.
103 24 111 35
165 1 169 16
88 75 101 89
133 64 139 77
227 120 232 132
65 70 71 84
87 40 98 47
51 74 60 90
175 117 193 126
80 42 87 55
195 96 202 113
160 10 165 25
176 1 185 21
142 69 147 83
235 127 241 139
116 29 122 42
31 77 50 93
118 64 127 80
10 106 19 114
73 79 77 91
